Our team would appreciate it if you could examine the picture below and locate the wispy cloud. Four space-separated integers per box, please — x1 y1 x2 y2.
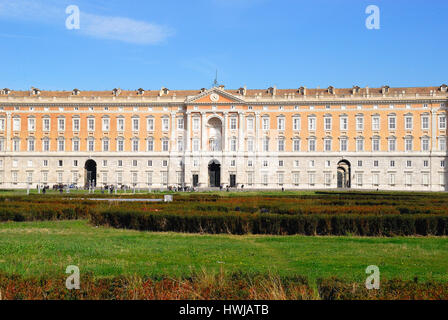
0 0 173 45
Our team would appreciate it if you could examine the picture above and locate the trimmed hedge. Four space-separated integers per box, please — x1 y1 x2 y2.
317 277 448 300
90 210 448 236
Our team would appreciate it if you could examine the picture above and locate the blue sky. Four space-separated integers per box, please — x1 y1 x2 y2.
0 0 446 91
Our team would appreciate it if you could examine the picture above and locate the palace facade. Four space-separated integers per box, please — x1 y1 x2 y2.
0 84 447 191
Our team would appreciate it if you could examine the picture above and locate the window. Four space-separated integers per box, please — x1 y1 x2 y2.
117 172 123 184
388 138 396 152
147 172 153 185
277 117 285 130
247 118 254 130
13 139 20 152
162 139 169 152
177 139 184 152
262 117 270 130
263 174 268 186
58 118 66 131
102 139 109 152
340 138 348 152
293 117 301 131
162 118 169 131
278 160 284 167
147 160 152 167
117 138 124 152
58 139 65 152
324 117 332 131
324 138 332 151
277 173 284 185
147 118 154 131
422 173 429 186
441 160 446 168
73 118 80 132
193 139 200 152
102 160 107 167
358 160 363 167
293 139 300 152
439 115 447 130
263 160 269 167
308 117 316 131
247 138 254 152
177 118 184 130
132 118 140 131
308 173 315 186
13 118 20 131
373 174 379 186
278 139 285 152
423 160 429 168
356 116 364 131
102 172 108 185
247 172 254 185
43 160 48 167
405 116 413 130
42 172 48 183
405 137 413 152
27 139 35 152
230 138 237 152
421 116 429 130
0 118 5 131
230 118 237 130
372 116 380 131
356 138 364 152
28 118 35 131
132 160 138 167
308 138 316 152
102 118 110 131
193 118 200 131
374 160 379 167
293 173 300 185
147 139 154 152
405 173 412 186
325 173 331 186
372 137 380 151
263 138 269 152
42 139 50 152
247 160 253 167
406 160 412 168
117 118 125 131
230 160 236 167
87 118 95 131
439 137 447 151
0 139 4 152
58 160 63 167
388 116 396 130
309 160 315 168
132 139 139 152
422 138 430 151
340 116 348 131
88 139 95 152
390 160 395 167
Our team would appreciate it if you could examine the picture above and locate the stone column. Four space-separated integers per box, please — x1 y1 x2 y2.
186 112 191 152
238 111 245 151
223 112 228 152
201 112 207 151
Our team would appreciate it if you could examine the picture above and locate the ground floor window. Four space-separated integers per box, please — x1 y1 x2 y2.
373 173 379 186
293 173 300 185
422 173 429 186
308 173 315 186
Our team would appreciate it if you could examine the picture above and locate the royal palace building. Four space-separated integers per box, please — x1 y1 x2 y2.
0 84 447 191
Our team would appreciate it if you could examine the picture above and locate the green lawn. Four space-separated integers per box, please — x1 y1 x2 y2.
0 220 447 285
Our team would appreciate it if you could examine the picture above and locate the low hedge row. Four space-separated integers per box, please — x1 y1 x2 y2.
317 278 448 300
90 210 448 236
0 205 91 222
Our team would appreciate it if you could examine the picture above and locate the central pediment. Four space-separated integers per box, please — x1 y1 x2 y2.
185 87 246 104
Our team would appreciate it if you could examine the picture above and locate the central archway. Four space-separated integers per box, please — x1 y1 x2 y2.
85 159 97 187
208 160 221 187
337 160 351 188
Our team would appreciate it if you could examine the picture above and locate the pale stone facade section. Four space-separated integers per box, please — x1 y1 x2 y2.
0 85 447 191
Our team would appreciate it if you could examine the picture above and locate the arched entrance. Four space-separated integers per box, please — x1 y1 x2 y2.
208 160 221 187
85 160 97 188
337 160 351 188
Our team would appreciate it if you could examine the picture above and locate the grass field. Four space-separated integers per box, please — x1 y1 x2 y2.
1 219 447 286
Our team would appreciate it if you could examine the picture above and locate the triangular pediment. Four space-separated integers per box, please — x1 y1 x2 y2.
185 87 246 104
